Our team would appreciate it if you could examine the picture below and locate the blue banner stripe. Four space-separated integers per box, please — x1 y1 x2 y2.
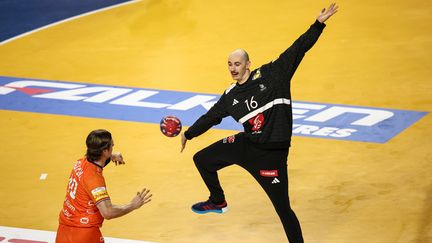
0 76 427 143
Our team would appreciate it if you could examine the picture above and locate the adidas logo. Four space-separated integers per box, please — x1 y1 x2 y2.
271 178 280 184
232 99 239 106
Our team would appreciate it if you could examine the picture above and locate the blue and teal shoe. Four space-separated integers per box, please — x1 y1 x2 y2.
191 200 228 214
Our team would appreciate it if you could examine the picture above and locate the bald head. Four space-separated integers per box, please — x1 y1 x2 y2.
229 49 249 62
228 49 251 84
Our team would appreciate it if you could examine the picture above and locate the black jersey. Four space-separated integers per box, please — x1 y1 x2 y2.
185 20 326 148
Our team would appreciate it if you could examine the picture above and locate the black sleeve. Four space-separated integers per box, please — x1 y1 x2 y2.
268 20 326 80
184 93 229 140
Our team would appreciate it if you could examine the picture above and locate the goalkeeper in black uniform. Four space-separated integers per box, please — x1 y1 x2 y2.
180 3 338 243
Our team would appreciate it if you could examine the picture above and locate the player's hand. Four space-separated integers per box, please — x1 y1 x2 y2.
317 3 339 23
131 188 152 210
111 152 125 166
180 132 187 153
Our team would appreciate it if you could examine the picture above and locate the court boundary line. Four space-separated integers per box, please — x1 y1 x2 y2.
0 0 142 46
0 225 157 243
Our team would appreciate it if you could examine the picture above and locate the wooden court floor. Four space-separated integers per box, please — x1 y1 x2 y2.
0 1 431 242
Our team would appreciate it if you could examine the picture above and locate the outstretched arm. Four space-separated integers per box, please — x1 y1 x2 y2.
97 188 152 220
268 3 339 81
180 93 229 152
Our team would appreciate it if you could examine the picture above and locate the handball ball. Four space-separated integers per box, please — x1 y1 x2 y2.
160 116 182 137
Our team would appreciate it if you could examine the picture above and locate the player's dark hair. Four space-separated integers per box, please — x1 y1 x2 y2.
86 129 112 162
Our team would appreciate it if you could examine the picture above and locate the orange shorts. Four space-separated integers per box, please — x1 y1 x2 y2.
56 224 104 243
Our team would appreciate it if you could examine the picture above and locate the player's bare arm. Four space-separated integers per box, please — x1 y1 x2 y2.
97 188 152 220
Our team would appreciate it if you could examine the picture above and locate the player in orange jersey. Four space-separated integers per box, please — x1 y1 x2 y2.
56 129 152 243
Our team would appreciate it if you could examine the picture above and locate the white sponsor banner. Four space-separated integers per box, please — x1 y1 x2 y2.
0 226 156 243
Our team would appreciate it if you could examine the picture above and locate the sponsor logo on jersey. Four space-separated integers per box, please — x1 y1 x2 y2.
260 170 279 177
91 187 109 202
65 198 76 212
252 69 262 80
87 209 97 214
62 208 72 218
80 217 89 224
0 76 427 143
249 113 264 133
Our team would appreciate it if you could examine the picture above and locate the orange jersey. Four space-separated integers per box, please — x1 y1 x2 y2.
59 158 110 228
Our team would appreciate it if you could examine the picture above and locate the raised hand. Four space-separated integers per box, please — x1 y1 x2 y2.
131 188 152 210
317 3 339 23
111 152 125 166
